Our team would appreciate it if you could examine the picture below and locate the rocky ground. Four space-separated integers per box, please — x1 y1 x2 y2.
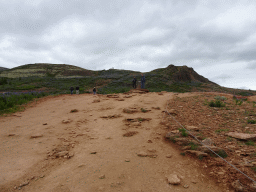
1 90 253 191
164 93 256 191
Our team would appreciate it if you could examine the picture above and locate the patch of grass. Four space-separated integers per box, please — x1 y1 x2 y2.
188 142 198 150
198 155 204 160
140 108 147 113
235 99 243 105
217 149 228 158
169 137 176 143
247 119 256 124
215 129 229 133
180 152 185 156
226 136 233 141
245 140 255 146
209 100 225 108
251 167 256 173
179 128 188 137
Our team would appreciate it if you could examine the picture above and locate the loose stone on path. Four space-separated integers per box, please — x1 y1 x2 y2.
167 174 181 185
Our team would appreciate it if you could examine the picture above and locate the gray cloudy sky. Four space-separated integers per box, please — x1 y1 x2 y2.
0 0 256 90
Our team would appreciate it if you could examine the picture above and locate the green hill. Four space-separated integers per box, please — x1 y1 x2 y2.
0 63 254 96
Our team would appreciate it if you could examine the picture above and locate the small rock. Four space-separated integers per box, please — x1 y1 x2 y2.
191 180 197 184
186 126 199 131
125 159 130 162
166 154 172 158
185 150 208 157
56 151 69 157
231 180 243 192
62 119 72 124
68 152 74 158
167 174 181 185
19 180 29 187
30 134 43 138
90 151 97 154
99 174 105 179
43 123 47 125
147 140 153 143
78 164 86 167
137 152 147 157
147 149 156 153
8 134 16 136
202 138 213 146
183 184 189 188
40 175 45 178
226 132 256 140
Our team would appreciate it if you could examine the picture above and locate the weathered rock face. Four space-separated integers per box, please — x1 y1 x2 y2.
167 174 181 185
226 132 256 140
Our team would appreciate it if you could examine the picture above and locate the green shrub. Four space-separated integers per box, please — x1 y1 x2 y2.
180 152 185 156
179 128 188 137
188 142 198 150
247 119 256 124
209 100 225 107
214 96 227 101
245 140 255 146
217 149 228 158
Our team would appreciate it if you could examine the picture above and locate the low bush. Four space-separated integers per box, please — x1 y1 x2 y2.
247 119 256 124
209 100 225 107
179 128 188 137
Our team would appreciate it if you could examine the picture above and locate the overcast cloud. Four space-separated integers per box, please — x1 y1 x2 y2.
0 0 256 90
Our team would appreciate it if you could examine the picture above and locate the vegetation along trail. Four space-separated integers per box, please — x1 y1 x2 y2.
0 91 225 191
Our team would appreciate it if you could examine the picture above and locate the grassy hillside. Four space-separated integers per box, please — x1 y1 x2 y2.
0 63 255 96
0 67 8 72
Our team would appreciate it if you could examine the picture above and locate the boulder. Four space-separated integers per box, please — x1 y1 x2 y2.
226 132 256 140
167 174 181 185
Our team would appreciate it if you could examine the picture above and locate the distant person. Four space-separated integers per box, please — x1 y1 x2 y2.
76 86 79 94
132 76 137 89
141 73 145 89
70 86 74 95
93 87 96 95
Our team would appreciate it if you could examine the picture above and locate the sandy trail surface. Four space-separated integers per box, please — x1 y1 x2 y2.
0 92 224 192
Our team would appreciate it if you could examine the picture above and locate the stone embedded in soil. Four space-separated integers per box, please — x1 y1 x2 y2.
137 152 147 157
186 126 199 131
62 119 72 124
183 184 189 188
147 140 153 143
231 180 244 192
8 134 16 136
166 154 172 158
167 174 181 185
19 180 29 187
90 151 97 154
185 150 208 157
43 123 47 125
202 138 213 146
30 134 43 138
226 132 256 140
56 151 69 157
125 159 130 162
99 174 105 179
147 149 156 152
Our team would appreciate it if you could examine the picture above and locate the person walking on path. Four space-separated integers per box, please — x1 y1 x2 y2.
93 87 96 95
141 73 146 89
132 76 137 89
70 86 74 95
76 86 79 94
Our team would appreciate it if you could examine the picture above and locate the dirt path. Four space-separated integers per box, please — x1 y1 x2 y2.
0 92 225 192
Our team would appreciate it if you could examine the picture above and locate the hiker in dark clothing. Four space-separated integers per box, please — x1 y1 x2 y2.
76 86 79 94
132 76 137 89
141 73 145 89
70 87 74 95
93 87 96 95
